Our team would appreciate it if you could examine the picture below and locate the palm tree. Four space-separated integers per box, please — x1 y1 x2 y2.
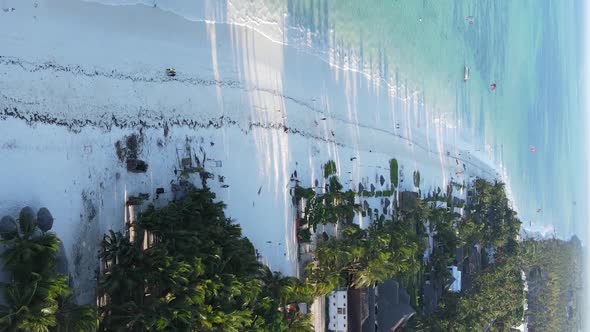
100 187 312 331
353 252 397 288
55 296 99 332
0 274 56 332
304 261 341 297
286 312 313 332
100 230 132 266
1 212 60 280
258 266 293 306
315 241 353 273
0 214 94 332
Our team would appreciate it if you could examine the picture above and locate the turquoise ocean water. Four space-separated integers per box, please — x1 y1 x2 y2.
260 0 587 240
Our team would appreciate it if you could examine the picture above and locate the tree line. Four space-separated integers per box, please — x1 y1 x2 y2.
0 164 549 332
407 179 526 331
0 185 315 331
0 208 98 331
520 236 582 331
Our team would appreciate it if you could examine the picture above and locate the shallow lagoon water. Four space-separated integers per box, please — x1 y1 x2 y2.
263 0 587 239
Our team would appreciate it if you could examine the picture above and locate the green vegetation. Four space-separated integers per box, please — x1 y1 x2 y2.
407 179 525 332
299 176 360 231
360 190 394 198
361 190 375 197
521 236 583 331
413 170 421 188
293 161 423 295
294 185 315 200
468 179 521 248
0 162 550 332
305 220 421 293
298 228 312 244
410 258 525 331
323 160 337 178
426 206 460 285
328 175 343 192
99 186 313 331
0 209 98 332
299 174 558 332
389 159 399 187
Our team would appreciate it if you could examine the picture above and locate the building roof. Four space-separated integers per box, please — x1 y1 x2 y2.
348 279 416 332
328 290 348 332
347 287 363 332
376 279 415 331
361 286 376 332
447 266 462 292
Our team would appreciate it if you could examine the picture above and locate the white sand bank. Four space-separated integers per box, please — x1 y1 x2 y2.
0 0 500 303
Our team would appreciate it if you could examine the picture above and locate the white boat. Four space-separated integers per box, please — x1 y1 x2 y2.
464 66 470 81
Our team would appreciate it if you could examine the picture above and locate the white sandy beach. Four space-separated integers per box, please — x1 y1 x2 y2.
0 0 501 304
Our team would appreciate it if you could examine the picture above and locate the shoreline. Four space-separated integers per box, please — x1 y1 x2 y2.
1 0 504 299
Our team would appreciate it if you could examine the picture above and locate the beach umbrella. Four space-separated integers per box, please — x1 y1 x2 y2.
37 207 54 232
19 206 37 234
0 216 17 240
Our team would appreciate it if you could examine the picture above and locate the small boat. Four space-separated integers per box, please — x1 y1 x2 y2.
463 66 470 81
